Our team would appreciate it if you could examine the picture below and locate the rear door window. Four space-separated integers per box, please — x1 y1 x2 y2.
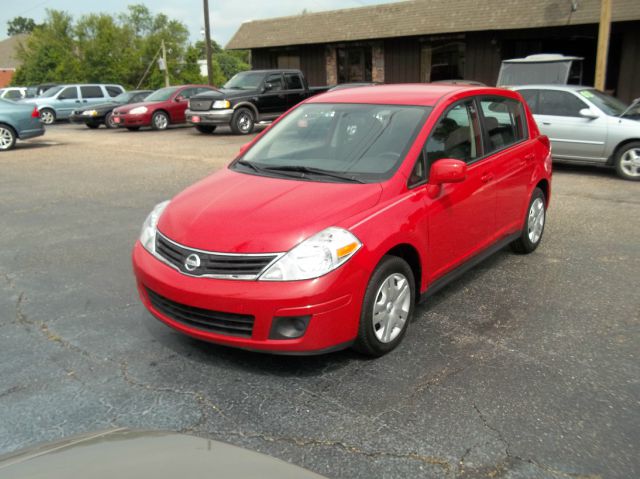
106 86 123 97
285 73 303 90
479 97 528 154
80 86 104 99
538 90 587 117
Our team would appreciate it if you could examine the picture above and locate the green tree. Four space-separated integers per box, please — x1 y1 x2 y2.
7 16 37 36
195 40 250 85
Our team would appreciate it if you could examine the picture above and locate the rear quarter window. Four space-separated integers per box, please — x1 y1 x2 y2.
479 97 528 154
81 86 104 98
106 86 123 97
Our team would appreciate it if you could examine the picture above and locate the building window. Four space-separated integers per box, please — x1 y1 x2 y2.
423 41 465 82
337 46 372 83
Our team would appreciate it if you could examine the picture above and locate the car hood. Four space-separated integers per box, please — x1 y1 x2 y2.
191 88 255 101
114 100 163 114
158 168 383 253
0 429 326 479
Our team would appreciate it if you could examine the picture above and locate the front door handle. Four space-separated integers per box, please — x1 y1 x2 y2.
542 122 551 126
525 153 536 162
481 173 494 183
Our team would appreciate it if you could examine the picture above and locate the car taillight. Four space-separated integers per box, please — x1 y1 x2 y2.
31 107 40 118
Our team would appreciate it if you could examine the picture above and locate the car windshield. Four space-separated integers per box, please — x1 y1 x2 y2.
233 103 430 183
578 89 629 116
40 86 63 98
223 72 265 90
113 92 139 102
144 87 180 101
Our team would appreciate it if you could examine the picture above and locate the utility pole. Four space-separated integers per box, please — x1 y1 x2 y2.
203 0 214 86
161 39 170 87
594 0 612 91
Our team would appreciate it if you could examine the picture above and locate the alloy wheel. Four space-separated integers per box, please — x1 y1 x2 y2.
154 113 168 130
40 110 54 125
0 127 15 150
527 197 545 244
237 111 253 133
619 148 640 178
372 273 411 343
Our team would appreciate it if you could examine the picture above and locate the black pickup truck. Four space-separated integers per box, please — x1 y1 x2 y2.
186 69 331 134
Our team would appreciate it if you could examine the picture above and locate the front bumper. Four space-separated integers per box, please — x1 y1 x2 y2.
112 112 151 127
132 241 368 354
69 113 104 124
186 108 234 126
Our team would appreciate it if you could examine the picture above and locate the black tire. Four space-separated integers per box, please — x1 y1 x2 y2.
353 256 415 357
86 122 100 129
230 108 255 135
0 123 17 151
104 112 117 129
195 125 217 134
151 111 170 131
126 126 140 131
510 187 546 254
614 141 640 181
40 108 56 125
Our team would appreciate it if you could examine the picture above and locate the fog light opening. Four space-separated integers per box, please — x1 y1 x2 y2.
269 315 311 340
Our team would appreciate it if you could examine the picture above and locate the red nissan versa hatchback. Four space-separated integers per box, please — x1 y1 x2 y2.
132 84 552 356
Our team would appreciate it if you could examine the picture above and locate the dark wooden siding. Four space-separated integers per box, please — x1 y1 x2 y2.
251 49 276 69
384 38 421 83
464 32 501 86
299 45 326 86
617 28 640 103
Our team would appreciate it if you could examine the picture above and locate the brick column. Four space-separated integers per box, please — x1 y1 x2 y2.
326 46 337 85
372 43 384 83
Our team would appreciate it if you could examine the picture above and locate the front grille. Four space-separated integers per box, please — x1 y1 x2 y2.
146 288 254 337
189 99 213 111
155 232 278 279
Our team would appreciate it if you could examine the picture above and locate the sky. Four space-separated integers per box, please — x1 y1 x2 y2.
0 0 398 46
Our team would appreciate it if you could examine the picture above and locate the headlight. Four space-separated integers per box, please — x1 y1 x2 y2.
129 106 148 115
82 110 98 116
140 200 170 254
212 100 230 109
259 227 361 281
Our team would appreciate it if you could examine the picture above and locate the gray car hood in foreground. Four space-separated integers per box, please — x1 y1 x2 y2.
0 429 327 479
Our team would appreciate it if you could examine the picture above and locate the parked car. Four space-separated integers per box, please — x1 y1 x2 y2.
0 99 45 151
0 428 327 479
0 87 30 100
498 54 584 87
27 83 59 97
514 85 640 180
329 82 380 91
111 85 215 131
132 84 552 356
186 69 331 134
69 90 153 129
21 84 126 124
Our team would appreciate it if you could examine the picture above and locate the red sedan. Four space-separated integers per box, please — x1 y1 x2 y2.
112 85 216 131
132 84 552 356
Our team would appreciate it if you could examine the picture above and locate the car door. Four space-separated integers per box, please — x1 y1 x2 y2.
284 72 306 110
54 86 81 117
422 98 496 283
168 87 197 123
477 96 535 237
523 88 608 162
256 73 287 117
80 85 107 107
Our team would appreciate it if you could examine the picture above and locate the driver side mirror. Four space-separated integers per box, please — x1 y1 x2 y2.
262 82 273 93
175 95 186 102
426 159 467 198
579 108 599 120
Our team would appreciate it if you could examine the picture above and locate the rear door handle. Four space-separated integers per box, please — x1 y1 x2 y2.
525 153 536 162
542 122 551 125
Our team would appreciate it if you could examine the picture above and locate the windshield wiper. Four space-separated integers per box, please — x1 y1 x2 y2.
261 165 365 183
235 159 265 173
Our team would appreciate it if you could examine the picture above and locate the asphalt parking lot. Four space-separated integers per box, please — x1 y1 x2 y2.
0 123 638 479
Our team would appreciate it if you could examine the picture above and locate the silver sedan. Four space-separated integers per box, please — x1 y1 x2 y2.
513 85 640 181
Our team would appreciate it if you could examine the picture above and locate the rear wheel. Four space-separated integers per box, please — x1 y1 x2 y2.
104 112 117 129
0 124 17 151
230 108 254 135
614 141 640 181
510 187 546 254
353 256 415 357
40 108 56 125
195 125 217 134
151 111 169 130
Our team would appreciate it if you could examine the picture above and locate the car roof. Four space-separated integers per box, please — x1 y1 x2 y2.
308 83 509 106
511 84 593 92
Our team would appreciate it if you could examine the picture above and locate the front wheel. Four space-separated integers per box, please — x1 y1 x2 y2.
230 108 254 135
353 256 415 357
151 111 169 131
614 141 640 181
40 108 56 125
0 124 17 151
510 187 546 254
195 125 216 134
